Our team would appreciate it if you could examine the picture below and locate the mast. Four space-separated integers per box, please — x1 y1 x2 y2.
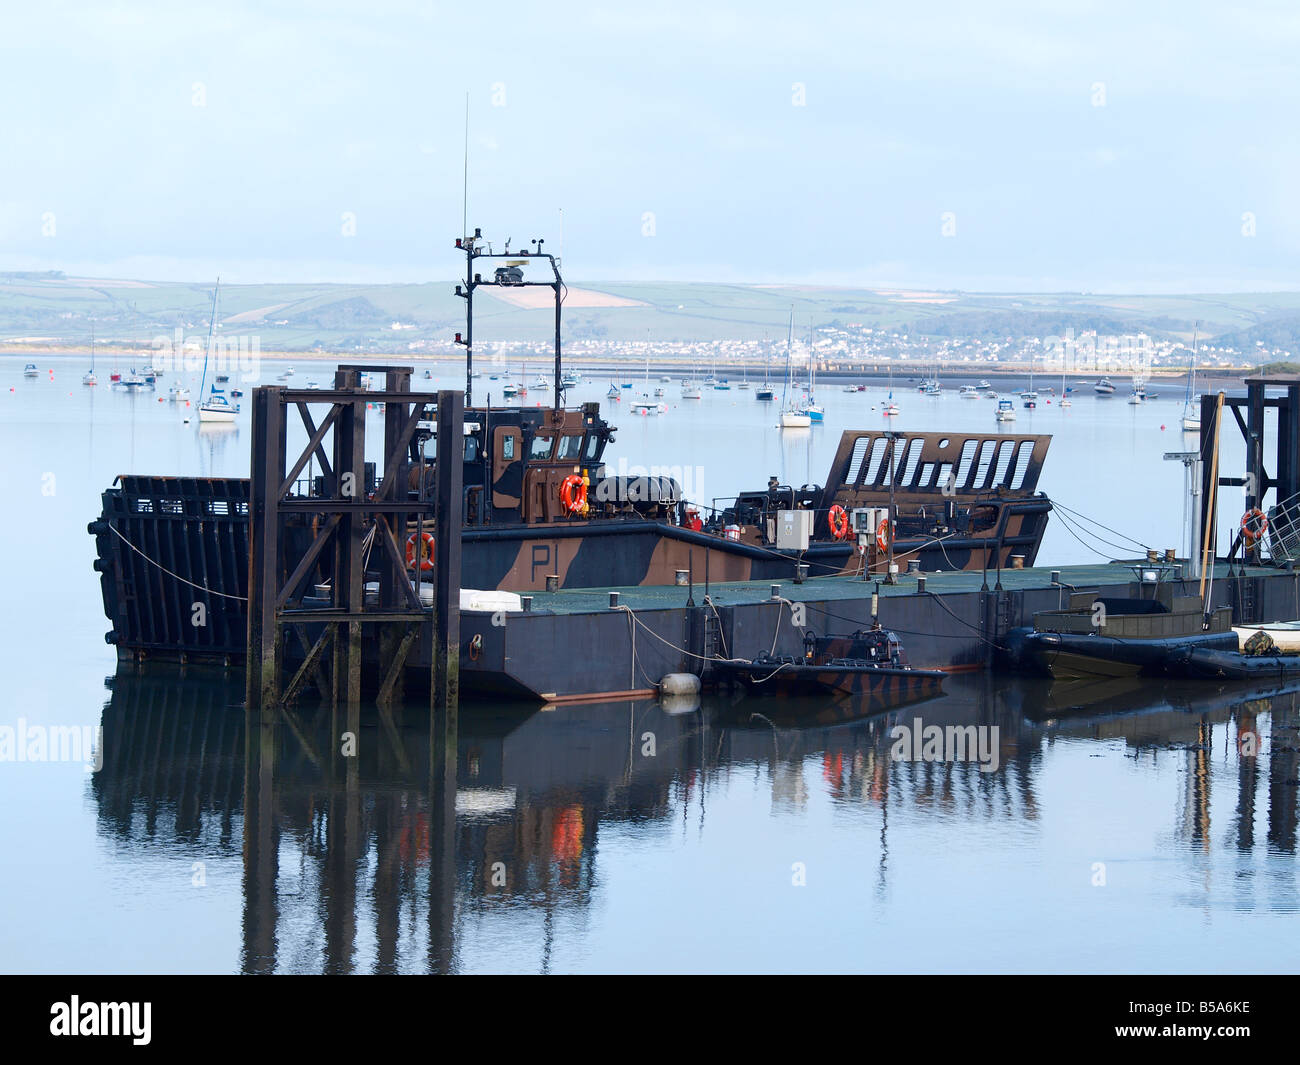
780 306 793 409
460 94 473 405
199 278 220 398
455 229 564 409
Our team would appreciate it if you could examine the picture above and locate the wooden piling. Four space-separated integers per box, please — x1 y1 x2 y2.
246 387 285 709
433 390 464 712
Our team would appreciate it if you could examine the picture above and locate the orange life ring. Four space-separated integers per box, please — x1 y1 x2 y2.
1241 508 1268 546
876 518 891 552
828 504 850 540
406 531 434 571
560 473 587 514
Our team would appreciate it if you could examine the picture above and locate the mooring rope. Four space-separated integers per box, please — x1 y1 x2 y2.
1050 499 1151 552
107 524 250 602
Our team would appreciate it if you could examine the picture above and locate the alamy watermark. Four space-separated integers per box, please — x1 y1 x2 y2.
0 719 103 772
593 457 707 504
889 717 1000 773
150 330 261 381
1040 328 1154 376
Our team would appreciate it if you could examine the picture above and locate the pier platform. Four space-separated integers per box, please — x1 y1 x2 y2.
448 561 1296 703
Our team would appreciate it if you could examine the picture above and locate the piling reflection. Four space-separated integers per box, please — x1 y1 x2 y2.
90 668 1300 972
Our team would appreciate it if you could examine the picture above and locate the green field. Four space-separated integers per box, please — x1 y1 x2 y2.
3 271 1300 353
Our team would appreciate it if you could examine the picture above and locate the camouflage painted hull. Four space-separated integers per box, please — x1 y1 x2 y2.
464 519 1043 591
714 658 946 698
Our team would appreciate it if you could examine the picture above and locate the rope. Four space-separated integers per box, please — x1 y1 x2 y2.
615 597 792 668
1051 500 1151 552
1049 508 1129 561
108 524 250 601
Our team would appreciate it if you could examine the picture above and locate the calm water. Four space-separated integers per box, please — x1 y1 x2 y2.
0 354 1294 974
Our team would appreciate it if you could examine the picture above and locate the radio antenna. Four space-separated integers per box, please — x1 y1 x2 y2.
462 92 469 239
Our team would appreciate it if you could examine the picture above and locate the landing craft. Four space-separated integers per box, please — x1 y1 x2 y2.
89 228 1054 662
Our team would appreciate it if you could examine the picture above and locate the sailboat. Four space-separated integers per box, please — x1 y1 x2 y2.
1021 362 1037 407
882 360 899 416
737 360 750 390
755 340 775 401
197 279 239 423
1181 326 1201 432
923 360 941 396
801 324 824 421
702 352 719 388
779 309 811 428
1128 372 1145 404
681 364 702 399
1059 366 1071 408
631 356 666 415
82 330 97 385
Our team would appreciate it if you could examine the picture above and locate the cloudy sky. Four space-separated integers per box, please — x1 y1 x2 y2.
2 1 1298 290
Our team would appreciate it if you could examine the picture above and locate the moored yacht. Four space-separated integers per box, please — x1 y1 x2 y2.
198 385 239 422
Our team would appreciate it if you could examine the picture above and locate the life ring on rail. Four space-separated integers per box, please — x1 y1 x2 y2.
406 531 435 572
876 518 892 552
827 504 850 540
560 473 587 514
1241 508 1268 547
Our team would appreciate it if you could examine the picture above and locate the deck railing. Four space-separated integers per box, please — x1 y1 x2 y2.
1267 490 1300 565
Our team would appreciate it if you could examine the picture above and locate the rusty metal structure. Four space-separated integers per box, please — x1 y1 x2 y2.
1199 376 1300 569
244 367 463 714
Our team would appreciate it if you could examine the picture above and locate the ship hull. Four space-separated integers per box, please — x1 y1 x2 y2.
90 475 1050 662
1002 628 1240 679
714 659 945 698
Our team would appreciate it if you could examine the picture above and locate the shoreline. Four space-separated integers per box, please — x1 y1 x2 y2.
0 347 1253 382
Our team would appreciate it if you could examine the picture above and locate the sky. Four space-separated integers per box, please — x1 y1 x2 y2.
1 1 1298 291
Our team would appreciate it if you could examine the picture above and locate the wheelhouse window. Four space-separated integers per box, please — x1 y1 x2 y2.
585 435 601 460
501 434 515 461
557 434 583 461
529 434 554 460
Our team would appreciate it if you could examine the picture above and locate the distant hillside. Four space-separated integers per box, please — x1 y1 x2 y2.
1 274 1299 353
1206 315 1300 356
903 309 1191 341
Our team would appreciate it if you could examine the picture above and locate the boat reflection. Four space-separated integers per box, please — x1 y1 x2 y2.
89 668 1300 972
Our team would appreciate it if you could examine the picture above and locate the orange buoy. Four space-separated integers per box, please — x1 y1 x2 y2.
559 474 587 514
406 531 435 571
827 504 850 540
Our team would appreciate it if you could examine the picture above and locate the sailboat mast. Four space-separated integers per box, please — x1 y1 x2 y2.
780 307 793 408
200 278 220 398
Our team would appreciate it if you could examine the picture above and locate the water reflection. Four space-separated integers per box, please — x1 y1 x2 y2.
90 669 1300 972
